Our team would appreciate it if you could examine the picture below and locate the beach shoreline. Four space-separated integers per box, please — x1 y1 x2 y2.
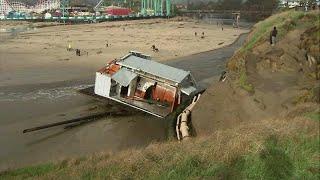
0 18 249 87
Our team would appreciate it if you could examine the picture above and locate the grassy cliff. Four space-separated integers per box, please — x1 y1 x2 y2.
227 10 319 74
1 10 319 180
0 116 318 179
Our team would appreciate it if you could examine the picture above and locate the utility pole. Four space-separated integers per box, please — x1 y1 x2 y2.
166 0 171 16
60 0 69 17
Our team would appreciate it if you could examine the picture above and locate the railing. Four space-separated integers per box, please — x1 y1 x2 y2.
0 14 166 21
180 9 272 14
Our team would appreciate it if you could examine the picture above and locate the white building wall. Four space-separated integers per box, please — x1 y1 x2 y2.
127 77 137 97
94 72 111 98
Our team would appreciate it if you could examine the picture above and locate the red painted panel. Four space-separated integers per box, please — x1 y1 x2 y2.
152 85 175 103
152 86 166 101
106 8 131 16
97 63 120 76
135 89 145 98
108 64 120 75
163 89 175 103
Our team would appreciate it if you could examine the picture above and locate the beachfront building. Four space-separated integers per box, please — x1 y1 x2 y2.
94 51 198 118
279 0 297 8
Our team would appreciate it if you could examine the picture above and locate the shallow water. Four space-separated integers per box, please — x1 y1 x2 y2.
0 25 37 42
0 84 93 102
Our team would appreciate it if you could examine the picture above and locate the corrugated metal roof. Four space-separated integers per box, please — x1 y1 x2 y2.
181 86 197 95
112 68 138 87
118 55 190 83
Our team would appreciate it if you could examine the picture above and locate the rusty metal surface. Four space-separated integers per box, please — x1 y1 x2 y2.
97 64 120 75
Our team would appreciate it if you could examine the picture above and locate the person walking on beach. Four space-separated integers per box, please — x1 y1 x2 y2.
271 26 278 46
221 21 224 31
67 43 72 51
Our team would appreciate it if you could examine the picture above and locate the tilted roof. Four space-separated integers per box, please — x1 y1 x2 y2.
118 55 190 83
112 68 138 87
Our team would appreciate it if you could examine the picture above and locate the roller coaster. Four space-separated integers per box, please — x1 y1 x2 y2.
141 0 171 16
0 0 60 14
0 0 172 20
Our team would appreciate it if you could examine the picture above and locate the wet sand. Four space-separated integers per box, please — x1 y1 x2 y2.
0 18 249 171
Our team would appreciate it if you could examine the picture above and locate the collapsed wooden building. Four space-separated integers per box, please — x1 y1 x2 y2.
94 51 198 118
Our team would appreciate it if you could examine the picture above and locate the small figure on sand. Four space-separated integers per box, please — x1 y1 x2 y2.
76 49 81 56
270 26 278 46
195 32 197 36
232 13 240 28
201 32 205 39
67 43 72 51
221 21 224 31
106 41 109 47
151 45 159 52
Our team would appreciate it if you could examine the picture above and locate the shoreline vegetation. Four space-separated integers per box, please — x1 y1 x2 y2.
1 10 319 179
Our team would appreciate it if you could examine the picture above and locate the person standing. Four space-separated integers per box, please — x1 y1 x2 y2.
67 43 72 51
271 26 278 46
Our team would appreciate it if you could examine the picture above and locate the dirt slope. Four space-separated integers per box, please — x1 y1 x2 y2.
192 11 320 136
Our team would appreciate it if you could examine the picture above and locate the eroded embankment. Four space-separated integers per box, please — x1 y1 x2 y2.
192 10 320 135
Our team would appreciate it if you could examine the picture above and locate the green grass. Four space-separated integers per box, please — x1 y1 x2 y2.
1 118 318 180
0 163 56 180
238 71 255 93
241 10 306 52
72 135 320 180
305 112 320 121
235 10 319 93
234 135 319 180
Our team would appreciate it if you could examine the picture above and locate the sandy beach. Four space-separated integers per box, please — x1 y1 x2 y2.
0 18 248 87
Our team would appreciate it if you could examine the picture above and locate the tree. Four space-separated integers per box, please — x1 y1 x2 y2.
221 0 243 10
299 0 317 6
243 0 279 11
